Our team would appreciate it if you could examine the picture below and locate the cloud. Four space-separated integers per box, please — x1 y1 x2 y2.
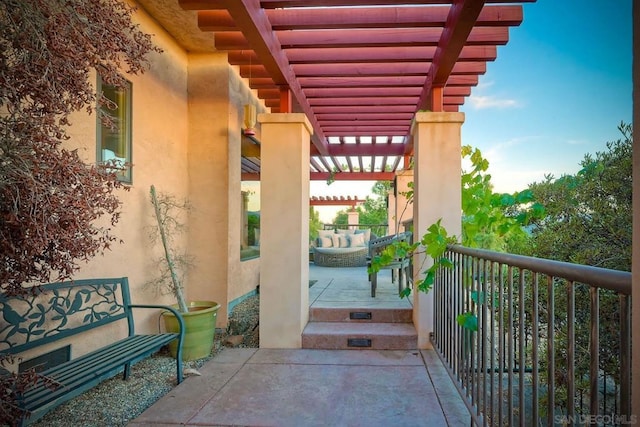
468 94 519 110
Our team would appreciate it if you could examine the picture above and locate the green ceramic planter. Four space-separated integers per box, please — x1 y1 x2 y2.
162 301 220 361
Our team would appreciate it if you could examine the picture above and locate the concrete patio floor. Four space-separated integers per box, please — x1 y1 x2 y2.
129 264 470 427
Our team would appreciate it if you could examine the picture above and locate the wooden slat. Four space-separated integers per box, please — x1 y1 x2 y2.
266 5 523 30
308 96 419 106
277 26 508 48
217 0 330 155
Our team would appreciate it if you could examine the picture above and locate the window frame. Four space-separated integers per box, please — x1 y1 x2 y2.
96 75 133 183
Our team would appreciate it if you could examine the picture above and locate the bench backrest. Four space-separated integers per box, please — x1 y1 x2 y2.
369 232 412 257
0 277 133 355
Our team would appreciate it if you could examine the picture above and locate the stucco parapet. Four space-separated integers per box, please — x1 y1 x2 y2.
258 113 313 135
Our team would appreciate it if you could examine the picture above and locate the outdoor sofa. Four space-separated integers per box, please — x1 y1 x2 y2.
312 228 373 267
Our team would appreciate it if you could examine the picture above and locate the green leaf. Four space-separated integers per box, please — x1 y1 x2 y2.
515 189 534 203
456 312 478 331
500 193 515 206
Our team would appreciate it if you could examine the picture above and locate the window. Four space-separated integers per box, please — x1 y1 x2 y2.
97 76 132 182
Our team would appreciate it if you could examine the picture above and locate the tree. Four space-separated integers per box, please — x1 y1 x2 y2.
0 0 161 295
371 146 544 298
1 3 159 421
309 206 323 242
528 122 632 271
527 122 632 416
333 181 391 236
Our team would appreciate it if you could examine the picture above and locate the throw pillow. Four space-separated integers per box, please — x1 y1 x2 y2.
331 234 341 248
354 228 371 243
338 235 349 248
336 228 355 235
318 229 335 239
317 237 333 247
349 233 366 247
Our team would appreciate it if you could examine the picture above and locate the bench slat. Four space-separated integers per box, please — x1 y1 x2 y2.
22 334 178 407
20 334 178 425
2 278 185 426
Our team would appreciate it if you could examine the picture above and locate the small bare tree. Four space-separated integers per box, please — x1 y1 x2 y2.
148 185 193 313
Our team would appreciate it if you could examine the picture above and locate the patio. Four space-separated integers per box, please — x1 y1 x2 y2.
129 264 470 426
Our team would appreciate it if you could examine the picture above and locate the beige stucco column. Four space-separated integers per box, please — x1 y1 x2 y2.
394 170 414 233
347 209 359 229
258 113 312 348
411 111 464 348
187 53 242 328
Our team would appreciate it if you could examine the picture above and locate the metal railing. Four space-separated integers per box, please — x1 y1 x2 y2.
431 245 632 426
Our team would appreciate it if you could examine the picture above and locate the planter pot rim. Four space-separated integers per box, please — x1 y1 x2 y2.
162 301 220 317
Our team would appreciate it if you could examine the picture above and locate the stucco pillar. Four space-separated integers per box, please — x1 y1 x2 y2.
347 209 359 229
187 53 239 327
411 111 464 349
258 113 312 348
394 170 414 233
387 187 397 235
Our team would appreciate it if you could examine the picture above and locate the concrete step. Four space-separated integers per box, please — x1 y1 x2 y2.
309 306 413 323
302 322 417 350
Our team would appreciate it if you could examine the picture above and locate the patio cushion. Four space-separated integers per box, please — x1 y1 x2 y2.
317 237 333 247
318 229 335 239
348 233 366 247
354 228 371 242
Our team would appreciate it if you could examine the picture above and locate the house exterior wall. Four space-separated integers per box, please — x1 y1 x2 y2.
8 3 261 365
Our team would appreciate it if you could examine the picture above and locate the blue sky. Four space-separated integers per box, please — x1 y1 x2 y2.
462 0 632 193
301 1 632 222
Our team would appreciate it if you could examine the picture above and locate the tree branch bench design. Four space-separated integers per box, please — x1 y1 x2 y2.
0 277 185 426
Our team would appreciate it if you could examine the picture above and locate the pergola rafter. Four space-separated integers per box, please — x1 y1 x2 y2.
177 0 531 181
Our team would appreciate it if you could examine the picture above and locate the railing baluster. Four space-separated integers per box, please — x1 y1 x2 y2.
507 266 514 424
620 294 631 419
547 275 555 426
428 246 631 427
481 259 488 424
454 253 464 390
463 254 470 398
567 280 575 423
497 263 505 427
532 273 539 425
590 287 600 418
472 256 480 417
518 269 526 426
489 261 496 426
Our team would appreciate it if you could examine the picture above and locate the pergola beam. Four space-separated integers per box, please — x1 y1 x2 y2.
310 171 396 181
266 5 524 30
215 0 330 155
276 26 509 48
260 0 534 6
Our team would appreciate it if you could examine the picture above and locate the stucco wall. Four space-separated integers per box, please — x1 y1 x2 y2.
7 3 263 366
11 7 190 364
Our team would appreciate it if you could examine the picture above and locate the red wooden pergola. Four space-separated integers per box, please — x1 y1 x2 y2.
176 0 534 181
309 196 364 207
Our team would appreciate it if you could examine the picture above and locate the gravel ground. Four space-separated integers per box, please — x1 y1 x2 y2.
27 294 260 427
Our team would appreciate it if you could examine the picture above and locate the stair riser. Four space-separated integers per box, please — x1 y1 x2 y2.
309 308 413 323
302 334 417 350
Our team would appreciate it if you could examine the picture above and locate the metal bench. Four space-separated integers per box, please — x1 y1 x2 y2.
0 277 185 426
367 232 413 297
